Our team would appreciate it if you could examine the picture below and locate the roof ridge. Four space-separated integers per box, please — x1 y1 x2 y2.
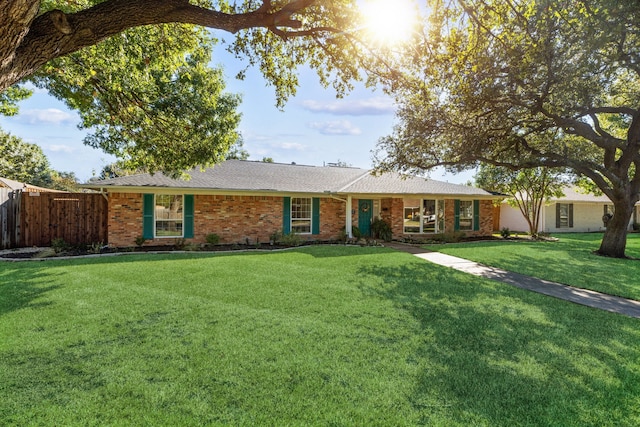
337 169 373 192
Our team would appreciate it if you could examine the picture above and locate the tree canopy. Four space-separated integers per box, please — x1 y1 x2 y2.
0 129 79 190
373 0 640 257
1 1 371 98
1 0 389 175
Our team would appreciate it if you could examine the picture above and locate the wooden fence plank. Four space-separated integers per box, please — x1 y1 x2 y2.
15 192 107 248
1 189 21 249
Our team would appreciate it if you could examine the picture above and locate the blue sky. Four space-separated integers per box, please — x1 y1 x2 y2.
0 37 473 184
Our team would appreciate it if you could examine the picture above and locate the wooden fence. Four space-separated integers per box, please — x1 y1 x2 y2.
1 188 21 249
1 191 108 249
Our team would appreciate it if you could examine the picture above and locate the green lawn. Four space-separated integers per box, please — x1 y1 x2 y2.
1 246 640 425
426 233 640 301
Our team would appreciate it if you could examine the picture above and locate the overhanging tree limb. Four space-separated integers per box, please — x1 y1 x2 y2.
0 0 337 92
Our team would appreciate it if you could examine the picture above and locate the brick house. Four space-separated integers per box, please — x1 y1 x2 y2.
82 160 497 247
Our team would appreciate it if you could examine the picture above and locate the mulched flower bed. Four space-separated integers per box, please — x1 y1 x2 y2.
0 241 343 260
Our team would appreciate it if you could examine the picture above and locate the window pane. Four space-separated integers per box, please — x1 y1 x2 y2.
559 203 569 228
459 200 473 231
423 199 436 233
404 199 420 233
291 197 312 234
155 194 183 237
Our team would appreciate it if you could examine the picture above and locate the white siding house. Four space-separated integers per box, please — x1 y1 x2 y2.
500 187 639 233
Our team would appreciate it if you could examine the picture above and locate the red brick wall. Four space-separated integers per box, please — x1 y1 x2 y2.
107 193 494 247
107 192 144 247
107 192 348 247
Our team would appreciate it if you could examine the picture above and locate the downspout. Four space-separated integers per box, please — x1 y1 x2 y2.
346 195 353 238
326 193 352 238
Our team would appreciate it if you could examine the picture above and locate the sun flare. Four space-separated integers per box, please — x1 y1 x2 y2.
360 0 418 46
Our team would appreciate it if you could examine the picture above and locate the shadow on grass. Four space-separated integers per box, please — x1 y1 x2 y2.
358 260 640 425
0 264 62 316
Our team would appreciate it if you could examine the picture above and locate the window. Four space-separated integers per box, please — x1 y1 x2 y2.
557 203 573 228
155 194 183 237
458 200 473 231
403 199 421 233
404 198 445 234
291 197 312 234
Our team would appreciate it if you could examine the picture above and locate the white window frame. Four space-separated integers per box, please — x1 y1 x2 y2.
291 197 312 234
155 194 184 238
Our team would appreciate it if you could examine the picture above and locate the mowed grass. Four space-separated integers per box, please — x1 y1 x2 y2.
1 246 640 426
426 233 640 301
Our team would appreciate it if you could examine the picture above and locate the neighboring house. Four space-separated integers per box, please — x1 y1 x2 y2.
82 160 497 247
500 186 640 233
0 177 64 193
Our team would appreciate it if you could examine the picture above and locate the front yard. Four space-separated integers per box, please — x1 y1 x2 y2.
1 245 639 425
427 232 640 300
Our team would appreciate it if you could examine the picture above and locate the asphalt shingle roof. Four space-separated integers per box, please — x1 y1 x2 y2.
84 160 493 197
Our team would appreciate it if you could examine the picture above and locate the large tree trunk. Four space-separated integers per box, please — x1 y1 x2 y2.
597 198 634 258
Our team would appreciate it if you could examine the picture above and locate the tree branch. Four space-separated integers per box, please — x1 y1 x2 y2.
1 0 333 92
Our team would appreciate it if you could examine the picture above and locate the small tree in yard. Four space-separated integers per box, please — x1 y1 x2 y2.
475 165 567 239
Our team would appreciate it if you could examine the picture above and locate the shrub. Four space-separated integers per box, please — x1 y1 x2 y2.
500 227 511 239
443 231 465 243
88 241 104 254
269 230 283 244
174 238 186 250
351 226 362 240
280 232 303 247
205 233 220 245
371 218 392 242
135 236 146 247
51 238 69 254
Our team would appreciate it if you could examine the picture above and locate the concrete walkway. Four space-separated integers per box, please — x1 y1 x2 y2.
386 243 640 319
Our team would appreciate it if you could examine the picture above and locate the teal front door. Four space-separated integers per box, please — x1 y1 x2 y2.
358 199 373 237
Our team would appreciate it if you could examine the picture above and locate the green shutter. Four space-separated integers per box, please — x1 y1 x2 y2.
142 194 154 239
184 194 194 238
454 199 460 231
473 200 480 231
283 197 291 235
556 204 561 228
312 198 320 235
568 204 574 228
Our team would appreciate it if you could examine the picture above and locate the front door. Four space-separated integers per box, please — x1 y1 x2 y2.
358 199 373 237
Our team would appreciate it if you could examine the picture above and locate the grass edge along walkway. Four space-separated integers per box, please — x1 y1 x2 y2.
387 243 640 319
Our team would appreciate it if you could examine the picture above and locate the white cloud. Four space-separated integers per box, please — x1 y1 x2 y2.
272 142 306 151
46 144 76 154
301 97 395 116
308 120 362 136
19 108 77 125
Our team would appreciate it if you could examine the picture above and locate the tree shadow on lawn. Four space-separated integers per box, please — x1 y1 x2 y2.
0 264 62 316
358 260 640 426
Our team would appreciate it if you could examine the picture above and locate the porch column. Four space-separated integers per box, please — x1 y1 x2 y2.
346 195 353 238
